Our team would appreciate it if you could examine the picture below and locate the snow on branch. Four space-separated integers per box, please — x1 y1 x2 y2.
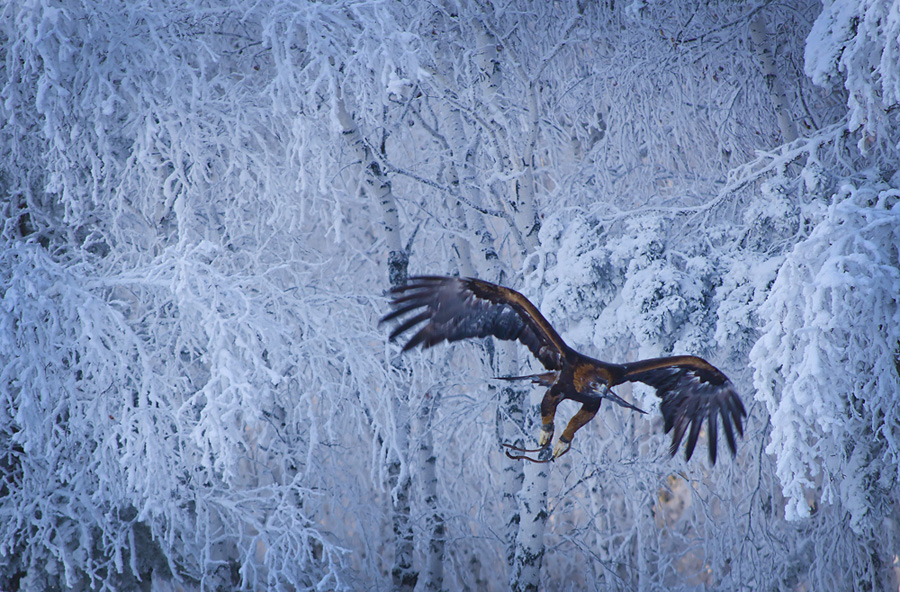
751 180 900 528
806 0 900 151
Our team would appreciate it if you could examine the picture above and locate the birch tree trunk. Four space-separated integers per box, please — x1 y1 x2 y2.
496 56 547 592
335 92 417 592
749 13 799 143
509 399 551 592
495 341 524 568
428 22 534 578
467 15 548 590
416 391 444 592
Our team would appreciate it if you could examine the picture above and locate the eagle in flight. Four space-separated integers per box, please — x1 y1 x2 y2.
381 276 746 464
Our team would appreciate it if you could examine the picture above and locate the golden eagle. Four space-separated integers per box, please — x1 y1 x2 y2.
381 276 746 464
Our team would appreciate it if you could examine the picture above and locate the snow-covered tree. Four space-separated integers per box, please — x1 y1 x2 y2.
2 0 898 590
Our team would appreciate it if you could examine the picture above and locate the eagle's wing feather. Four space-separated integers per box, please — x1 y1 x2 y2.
621 356 746 464
381 276 568 370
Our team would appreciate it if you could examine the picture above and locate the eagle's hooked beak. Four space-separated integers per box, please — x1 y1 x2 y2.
594 383 647 414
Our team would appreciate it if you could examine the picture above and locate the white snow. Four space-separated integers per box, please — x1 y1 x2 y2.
2 1 898 590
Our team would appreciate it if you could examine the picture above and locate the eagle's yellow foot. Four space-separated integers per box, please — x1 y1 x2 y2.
552 437 571 460
538 423 554 448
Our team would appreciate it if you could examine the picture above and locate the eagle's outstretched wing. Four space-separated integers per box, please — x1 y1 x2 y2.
621 356 746 464
381 276 568 370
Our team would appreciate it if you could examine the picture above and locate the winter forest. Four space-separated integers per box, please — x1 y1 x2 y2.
1 0 899 590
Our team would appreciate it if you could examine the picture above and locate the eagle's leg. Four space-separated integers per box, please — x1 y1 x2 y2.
553 399 601 460
539 387 565 448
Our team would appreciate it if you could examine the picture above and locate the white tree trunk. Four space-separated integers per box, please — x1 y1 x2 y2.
495 341 524 567
509 81 543 257
335 91 417 591
388 398 416 592
750 13 799 143
509 393 551 592
416 392 445 592
469 15 548 590
335 91 408 283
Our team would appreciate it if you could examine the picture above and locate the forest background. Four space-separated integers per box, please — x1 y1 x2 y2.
2 0 899 590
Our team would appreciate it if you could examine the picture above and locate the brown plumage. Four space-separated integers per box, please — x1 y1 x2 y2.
381 276 746 464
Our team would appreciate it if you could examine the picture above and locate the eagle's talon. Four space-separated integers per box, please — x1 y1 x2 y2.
538 423 554 448
552 437 571 460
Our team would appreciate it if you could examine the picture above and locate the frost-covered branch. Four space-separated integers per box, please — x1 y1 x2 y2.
3 1 898 590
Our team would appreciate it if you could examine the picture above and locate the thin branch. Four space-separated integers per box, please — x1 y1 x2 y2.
378 158 506 219
586 124 845 223
678 1 775 45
